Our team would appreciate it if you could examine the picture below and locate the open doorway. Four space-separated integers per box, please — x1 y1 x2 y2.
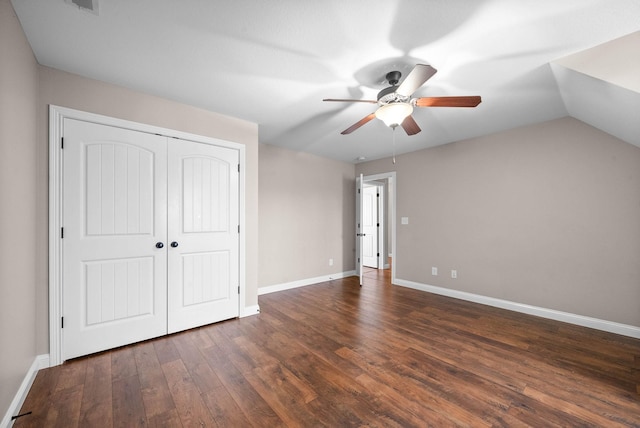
356 172 396 286
362 181 386 269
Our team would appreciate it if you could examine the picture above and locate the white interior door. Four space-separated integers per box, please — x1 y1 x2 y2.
62 119 168 360
362 185 379 268
356 174 364 285
167 140 240 333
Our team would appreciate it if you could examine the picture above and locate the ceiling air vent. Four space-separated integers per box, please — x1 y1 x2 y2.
65 0 99 15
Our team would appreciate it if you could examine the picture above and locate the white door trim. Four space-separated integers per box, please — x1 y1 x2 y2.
358 172 396 284
49 105 246 366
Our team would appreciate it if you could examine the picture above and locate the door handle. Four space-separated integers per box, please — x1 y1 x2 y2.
170 241 179 248
155 242 164 249
357 233 366 237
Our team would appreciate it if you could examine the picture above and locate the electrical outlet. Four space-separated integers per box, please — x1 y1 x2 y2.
451 270 457 279
431 267 438 276
329 258 334 266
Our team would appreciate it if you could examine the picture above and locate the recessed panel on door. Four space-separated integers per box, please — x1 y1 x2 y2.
84 257 154 325
182 251 230 306
85 143 154 236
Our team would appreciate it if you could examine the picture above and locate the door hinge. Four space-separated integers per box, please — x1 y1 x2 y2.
61 227 64 239
358 188 361 194
377 193 379 197
238 164 240 173
61 137 64 149
238 286 240 295
377 223 380 227
61 317 64 328
377 253 380 257
237 225 240 234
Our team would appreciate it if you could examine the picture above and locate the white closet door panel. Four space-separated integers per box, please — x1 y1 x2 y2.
63 119 167 360
167 140 239 333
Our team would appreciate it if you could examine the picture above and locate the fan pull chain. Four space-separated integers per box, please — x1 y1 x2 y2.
392 125 397 164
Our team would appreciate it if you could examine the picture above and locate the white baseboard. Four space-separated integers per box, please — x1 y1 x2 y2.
394 278 640 339
1 354 49 428
258 270 356 295
241 305 260 317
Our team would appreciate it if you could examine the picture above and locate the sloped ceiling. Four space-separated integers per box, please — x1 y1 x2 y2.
10 0 640 162
552 31 640 148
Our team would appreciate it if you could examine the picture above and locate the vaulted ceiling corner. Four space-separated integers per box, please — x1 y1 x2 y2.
551 30 640 148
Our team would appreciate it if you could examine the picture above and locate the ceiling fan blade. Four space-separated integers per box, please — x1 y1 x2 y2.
401 115 421 136
341 113 376 135
414 96 482 107
396 64 437 97
323 98 377 104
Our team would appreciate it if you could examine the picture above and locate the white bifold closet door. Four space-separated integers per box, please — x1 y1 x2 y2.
62 119 239 360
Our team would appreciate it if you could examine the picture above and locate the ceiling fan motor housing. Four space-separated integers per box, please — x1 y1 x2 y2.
385 70 402 85
377 85 410 105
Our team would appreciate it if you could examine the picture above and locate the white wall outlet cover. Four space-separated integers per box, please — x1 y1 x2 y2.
432 267 438 275
401 217 409 225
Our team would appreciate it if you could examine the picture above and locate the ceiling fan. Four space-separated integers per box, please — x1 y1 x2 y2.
324 64 481 135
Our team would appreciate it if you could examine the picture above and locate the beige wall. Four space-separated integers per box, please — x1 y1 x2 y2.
259 143 355 287
0 0 39 417
36 67 260 353
357 117 640 327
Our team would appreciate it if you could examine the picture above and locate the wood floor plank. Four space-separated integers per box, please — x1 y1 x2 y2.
54 357 87 392
111 346 138 381
153 335 180 365
171 332 223 395
45 383 84 428
200 331 284 427
112 375 147 427
161 359 218 427
339 346 493 427
242 366 320 427
15 268 640 426
78 353 113 427
202 385 253 428
522 385 631 427
132 342 176 420
146 408 183 427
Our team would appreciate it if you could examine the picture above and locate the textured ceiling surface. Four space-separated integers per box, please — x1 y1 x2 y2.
11 0 640 162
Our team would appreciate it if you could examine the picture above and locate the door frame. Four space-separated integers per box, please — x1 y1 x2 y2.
49 105 246 366
356 172 396 284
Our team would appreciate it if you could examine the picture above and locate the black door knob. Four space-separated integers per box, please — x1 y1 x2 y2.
170 241 179 248
155 242 164 249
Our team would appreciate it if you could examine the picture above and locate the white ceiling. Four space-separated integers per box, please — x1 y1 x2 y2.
11 0 640 163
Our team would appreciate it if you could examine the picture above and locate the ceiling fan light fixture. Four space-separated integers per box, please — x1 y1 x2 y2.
375 103 413 127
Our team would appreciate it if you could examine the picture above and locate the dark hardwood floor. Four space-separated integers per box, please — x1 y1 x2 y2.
15 268 640 427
